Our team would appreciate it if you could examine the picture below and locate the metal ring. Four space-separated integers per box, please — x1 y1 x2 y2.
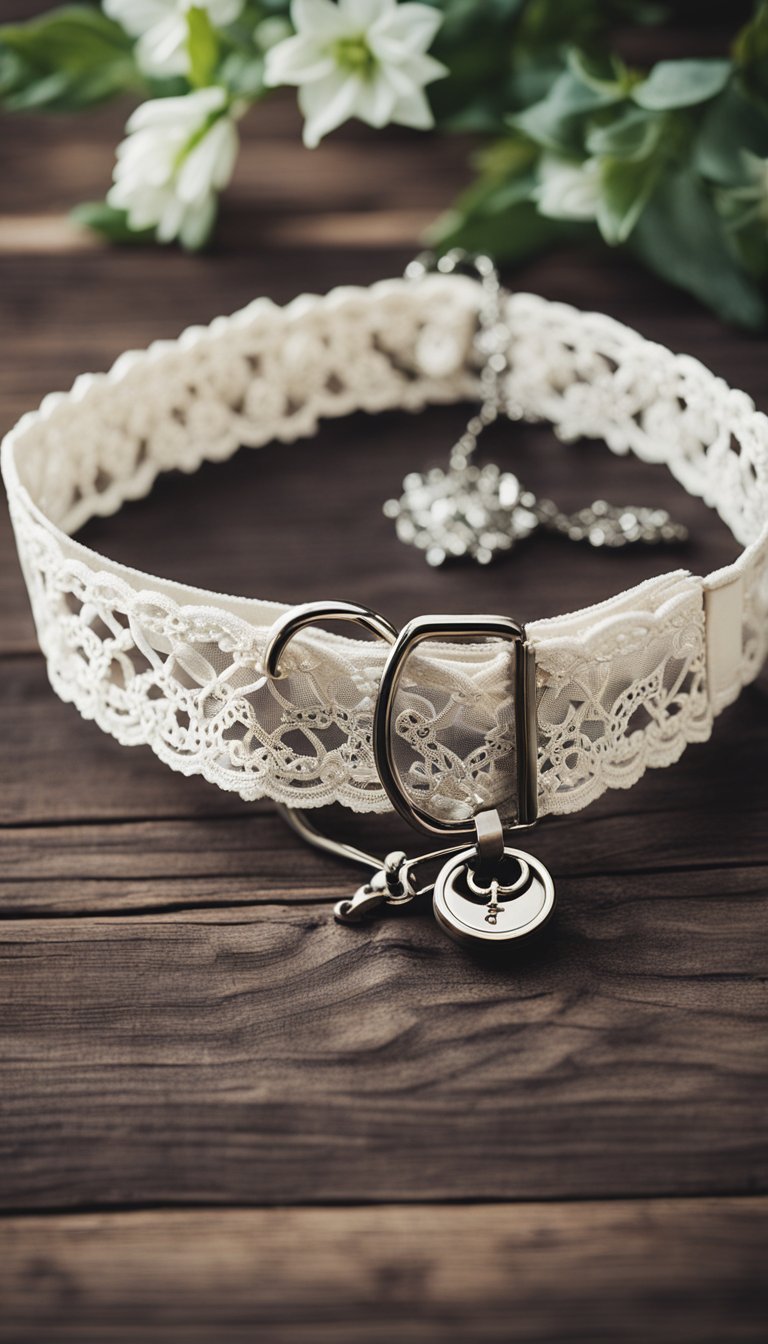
372 613 537 839
263 600 397 680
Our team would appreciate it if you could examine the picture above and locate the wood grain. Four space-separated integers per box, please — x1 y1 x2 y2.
1 42 767 1343
0 1199 765 1344
1 893 766 1209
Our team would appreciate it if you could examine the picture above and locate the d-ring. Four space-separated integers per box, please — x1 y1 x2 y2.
263 600 397 679
373 613 538 839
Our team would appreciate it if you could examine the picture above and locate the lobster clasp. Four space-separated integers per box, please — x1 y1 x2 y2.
333 850 414 924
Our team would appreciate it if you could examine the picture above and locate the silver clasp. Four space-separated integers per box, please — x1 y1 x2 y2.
262 600 539 924
276 803 468 924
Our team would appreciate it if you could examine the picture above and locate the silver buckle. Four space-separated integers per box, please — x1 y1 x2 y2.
373 612 537 838
262 601 550 944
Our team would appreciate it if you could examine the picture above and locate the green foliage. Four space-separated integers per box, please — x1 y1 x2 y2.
733 0 768 107
630 170 768 328
437 4 768 326
186 7 219 90
632 58 731 111
597 154 661 244
3 0 768 321
0 6 139 110
586 107 667 161
694 80 768 184
70 200 155 243
511 68 624 154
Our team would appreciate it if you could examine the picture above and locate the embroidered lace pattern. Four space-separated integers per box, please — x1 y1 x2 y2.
3 275 766 816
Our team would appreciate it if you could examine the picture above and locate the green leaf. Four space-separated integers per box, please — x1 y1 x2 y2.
633 58 731 111
630 169 768 329
694 79 768 186
71 201 155 245
430 140 538 236
511 67 623 154
186 6 219 89
567 48 637 97
0 5 139 110
597 154 660 244
427 0 520 129
729 215 768 281
586 105 666 161
218 51 265 100
733 1 768 107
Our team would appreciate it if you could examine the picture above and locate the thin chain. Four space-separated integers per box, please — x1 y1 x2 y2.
388 249 687 564
405 250 508 471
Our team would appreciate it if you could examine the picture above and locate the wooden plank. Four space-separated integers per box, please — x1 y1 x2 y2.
0 891 765 1209
0 656 240 822
0 47 765 1341
0 207 443 254
1 813 766 915
0 94 471 217
0 1199 765 1344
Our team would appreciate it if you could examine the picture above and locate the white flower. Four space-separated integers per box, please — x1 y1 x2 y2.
103 0 243 77
265 0 448 148
535 154 601 221
107 87 239 248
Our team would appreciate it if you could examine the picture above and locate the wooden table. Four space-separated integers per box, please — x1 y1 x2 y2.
1 77 766 1344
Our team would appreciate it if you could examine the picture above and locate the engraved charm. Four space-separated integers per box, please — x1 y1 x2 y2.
433 846 555 947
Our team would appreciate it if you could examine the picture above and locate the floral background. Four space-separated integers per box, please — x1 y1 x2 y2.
2 0 768 326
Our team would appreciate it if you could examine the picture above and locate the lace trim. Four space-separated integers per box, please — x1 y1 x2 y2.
2 276 766 816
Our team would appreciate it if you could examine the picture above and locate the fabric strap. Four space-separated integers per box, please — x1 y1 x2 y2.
2 273 767 817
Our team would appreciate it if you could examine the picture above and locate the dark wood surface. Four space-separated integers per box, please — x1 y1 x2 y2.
1 47 767 1344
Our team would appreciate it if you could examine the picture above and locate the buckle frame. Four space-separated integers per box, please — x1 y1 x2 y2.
262 602 538 839
373 613 537 839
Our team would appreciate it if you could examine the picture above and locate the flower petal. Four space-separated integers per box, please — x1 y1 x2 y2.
353 69 398 128
390 84 434 130
156 193 187 242
371 2 443 54
298 71 362 146
126 87 226 132
291 0 347 40
102 0 172 39
179 195 217 250
392 51 448 86
536 155 600 220
339 0 396 28
177 117 236 204
135 14 188 76
264 33 335 86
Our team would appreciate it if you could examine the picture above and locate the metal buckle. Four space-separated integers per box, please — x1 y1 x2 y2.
373 613 537 838
262 601 539 925
263 599 397 679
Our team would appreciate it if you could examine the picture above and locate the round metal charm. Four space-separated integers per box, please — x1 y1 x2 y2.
433 846 555 947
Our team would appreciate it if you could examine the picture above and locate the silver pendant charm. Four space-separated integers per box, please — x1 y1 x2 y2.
386 248 688 568
433 845 555 947
383 462 538 567
384 468 688 567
